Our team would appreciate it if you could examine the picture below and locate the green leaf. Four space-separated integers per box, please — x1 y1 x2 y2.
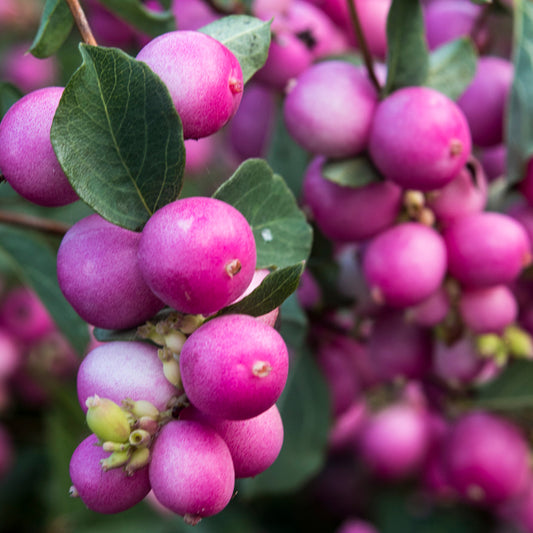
216 262 304 318
0 82 22 119
200 15 272 84
0 225 89 355
51 44 185 231
474 360 533 410
321 155 383 188
384 0 430 95
425 38 478 100
238 344 330 496
30 0 74 59
212 159 313 269
507 0 533 185
98 0 176 37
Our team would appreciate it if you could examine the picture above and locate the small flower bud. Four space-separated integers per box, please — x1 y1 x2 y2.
102 441 130 453
138 416 159 435
162 358 182 388
122 399 159 419
129 429 152 448
100 448 132 471
504 326 533 359
86 395 131 443
124 446 151 475
164 330 187 354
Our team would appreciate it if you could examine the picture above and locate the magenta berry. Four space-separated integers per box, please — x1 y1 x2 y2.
0 86 78 206
368 86 472 191
0 286 55 344
57 214 165 330
444 212 531 288
69 434 150 514
181 403 284 478
284 61 378 158
362 222 447 308
459 285 518 334
405 285 451 327
179 314 289 420
136 31 243 139
357 403 430 480
173 0 219 31
138 197 256 315
77 341 178 413
303 156 402 242
443 411 530 505
149 420 235 522
432 338 485 387
457 56 513 148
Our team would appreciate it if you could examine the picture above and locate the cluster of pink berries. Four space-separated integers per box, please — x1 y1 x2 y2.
67 197 287 522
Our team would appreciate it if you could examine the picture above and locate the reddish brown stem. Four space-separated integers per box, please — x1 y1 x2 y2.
346 0 381 93
65 0 98 46
0 210 71 236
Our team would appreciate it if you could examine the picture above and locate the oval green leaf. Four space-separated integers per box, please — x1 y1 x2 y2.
216 262 305 318
200 15 272 84
0 225 89 355
507 0 533 185
322 155 383 188
384 0 430 95
212 159 313 269
425 38 478 100
51 44 185 231
98 0 176 37
30 0 74 59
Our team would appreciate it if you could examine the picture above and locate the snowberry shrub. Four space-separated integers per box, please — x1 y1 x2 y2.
69 434 150 514
136 30 243 139
368 86 472 191
284 60 378 158
179 314 289 420
138 196 256 315
0 86 79 206
77 341 178 413
57 214 165 330
148 420 235 523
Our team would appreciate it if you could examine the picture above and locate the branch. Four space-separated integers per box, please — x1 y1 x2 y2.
0 210 71 236
65 0 98 46
346 0 381 93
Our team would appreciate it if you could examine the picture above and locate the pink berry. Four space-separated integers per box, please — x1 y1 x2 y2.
136 31 243 139
358 403 430 480
0 328 20 380
138 197 256 315
444 212 531 288
0 87 78 206
303 156 402 242
181 403 284 478
149 420 235 522
368 86 472 191
0 287 55 344
405 285 451 327
77 341 178 413
69 434 150 514
173 0 219 31
180 314 289 420
362 222 447 308
459 285 518 334
443 411 530 505
457 56 514 147
57 214 164 330
284 61 378 158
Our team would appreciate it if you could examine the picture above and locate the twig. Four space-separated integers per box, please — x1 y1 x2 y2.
65 0 98 46
346 0 381 92
0 210 71 236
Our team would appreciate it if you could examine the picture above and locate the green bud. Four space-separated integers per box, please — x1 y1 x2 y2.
129 429 152 447
102 441 130 453
122 399 159 419
504 326 533 359
162 358 182 388
165 330 187 354
100 448 132 471
125 447 151 475
476 334 505 358
86 395 131 443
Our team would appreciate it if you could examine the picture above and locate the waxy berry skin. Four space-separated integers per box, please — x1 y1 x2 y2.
77 341 178 413
138 197 256 316
57 214 165 330
0 87 79 206
69 434 151 514
149 421 235 520
136 31 243 139
179 314 289 420
368 86 472 191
